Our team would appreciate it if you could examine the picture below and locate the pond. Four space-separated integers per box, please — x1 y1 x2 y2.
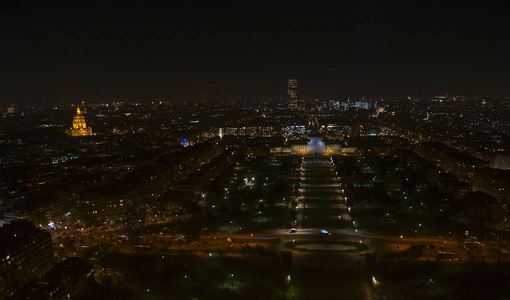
295 243 357 251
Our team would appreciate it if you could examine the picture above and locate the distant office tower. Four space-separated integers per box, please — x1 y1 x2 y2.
287 77 298 110
287 78 298 101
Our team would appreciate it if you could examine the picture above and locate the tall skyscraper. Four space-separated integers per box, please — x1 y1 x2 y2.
287 77 298 101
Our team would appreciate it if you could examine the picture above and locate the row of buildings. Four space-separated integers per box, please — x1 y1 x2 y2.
415 142 509 202
75 140 228 226
0 221 94 299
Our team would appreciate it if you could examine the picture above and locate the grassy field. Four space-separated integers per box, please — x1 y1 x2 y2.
301 159 350 229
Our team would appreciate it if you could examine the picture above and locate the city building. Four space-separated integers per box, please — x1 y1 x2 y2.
287 77 298 110
65 106 92 137
0 221 54 299
287 77 298 101
270 136 342 155
286 137 342 154
13 257 94 300
493 154 510 170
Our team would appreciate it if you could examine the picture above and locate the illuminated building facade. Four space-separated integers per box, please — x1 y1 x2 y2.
287 138 341 154
66 106 92 137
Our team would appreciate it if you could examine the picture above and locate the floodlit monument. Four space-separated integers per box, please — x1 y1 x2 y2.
272 117 343 155
288 137 340 154
307 136 325 154
65 106 93 137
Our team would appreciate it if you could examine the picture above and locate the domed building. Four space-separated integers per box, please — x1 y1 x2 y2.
65 106 93 136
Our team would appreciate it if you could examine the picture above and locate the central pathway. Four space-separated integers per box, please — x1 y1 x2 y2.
289 157 376 300
296 157 351 230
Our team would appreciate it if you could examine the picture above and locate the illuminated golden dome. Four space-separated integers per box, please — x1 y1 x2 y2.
66 106 93 136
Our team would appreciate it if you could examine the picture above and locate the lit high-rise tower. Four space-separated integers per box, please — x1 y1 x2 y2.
66 106 93 136
287 77 298 101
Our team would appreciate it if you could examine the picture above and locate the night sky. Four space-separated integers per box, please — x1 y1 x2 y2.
1 1 510 104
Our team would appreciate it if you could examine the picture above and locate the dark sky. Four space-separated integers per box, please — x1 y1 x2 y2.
1 0 510 104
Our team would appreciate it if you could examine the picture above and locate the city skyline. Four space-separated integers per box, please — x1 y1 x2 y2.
1 1 510 105
1 81 509 298
2 2 510 299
